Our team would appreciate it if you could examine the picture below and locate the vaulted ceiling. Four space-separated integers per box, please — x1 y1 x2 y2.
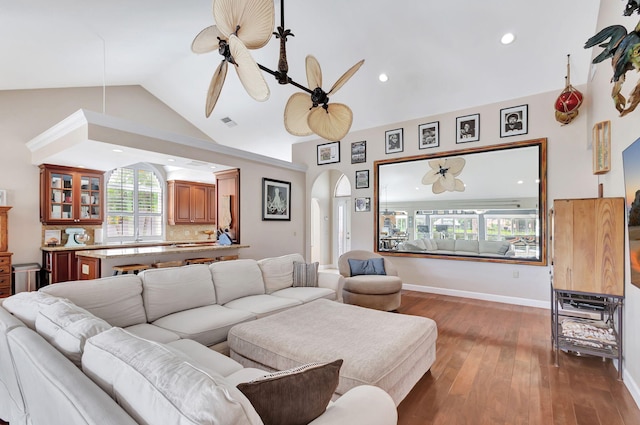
2 0 602 163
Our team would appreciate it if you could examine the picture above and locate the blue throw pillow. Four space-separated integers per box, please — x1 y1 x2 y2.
348 258 386 276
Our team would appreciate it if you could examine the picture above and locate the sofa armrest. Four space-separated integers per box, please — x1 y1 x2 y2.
309 385 397 425
317 272 345 302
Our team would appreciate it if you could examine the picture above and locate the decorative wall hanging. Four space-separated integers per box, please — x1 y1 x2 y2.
418 121 439 149
354 197 371 212
355 170 369 189
192 0 364 141
456 114 479 143
624 0 639 15
262 178 291 221
554 55 583 125
593 121 611 174
500 104 528 138
585 21 640 117
317 141 340 165
385 129 404 154
351 141 366 164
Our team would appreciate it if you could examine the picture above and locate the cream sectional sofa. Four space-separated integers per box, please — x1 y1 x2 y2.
0 254 398 425
397 238 515 257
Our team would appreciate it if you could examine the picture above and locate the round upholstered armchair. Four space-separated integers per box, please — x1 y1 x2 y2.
338 250 403 311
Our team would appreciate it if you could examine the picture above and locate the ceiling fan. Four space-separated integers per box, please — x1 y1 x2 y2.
421 157 466 194
192 0 365 141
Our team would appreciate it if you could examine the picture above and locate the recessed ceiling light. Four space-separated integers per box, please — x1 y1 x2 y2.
378 73 388 82
501 33 515 45
167 158 175 162
112 149 123 153
210 166 217 169
517 180 524 184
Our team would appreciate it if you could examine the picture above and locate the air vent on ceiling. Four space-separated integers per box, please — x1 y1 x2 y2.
221 117 237 127
185 160 208 167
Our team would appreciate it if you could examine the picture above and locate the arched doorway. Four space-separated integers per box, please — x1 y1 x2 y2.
310 170 351 268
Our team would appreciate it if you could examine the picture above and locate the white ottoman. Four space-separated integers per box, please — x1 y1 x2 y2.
228 299 437 405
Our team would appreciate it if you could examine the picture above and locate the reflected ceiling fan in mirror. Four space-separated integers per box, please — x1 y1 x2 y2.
421 157 466 194
192 0 365 140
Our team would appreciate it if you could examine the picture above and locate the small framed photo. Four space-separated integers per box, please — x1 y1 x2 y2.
418 121 439 149
317 141 340 165
456 114 480 143
354 197 371 212
262 178 291 221
593 120 611 174
385 128 404 154
355 170 369 189
0 190 6 206
351 141 366 164
44 229 61 246
500 104 528 138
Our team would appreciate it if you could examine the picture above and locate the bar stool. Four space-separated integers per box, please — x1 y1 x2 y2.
112 264 151 275
185 257 218 265
152 260 184 269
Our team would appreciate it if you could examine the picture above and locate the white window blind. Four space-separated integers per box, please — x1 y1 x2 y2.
106 165 163 240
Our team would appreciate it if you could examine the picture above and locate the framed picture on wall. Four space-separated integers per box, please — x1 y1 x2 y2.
355 197 371 212
385 128 404 154
500 104 528 138
418 121 439 149
456 113 480 143
262 178 291 221
317 141 340 165
351 141 366 164
355 170 369 189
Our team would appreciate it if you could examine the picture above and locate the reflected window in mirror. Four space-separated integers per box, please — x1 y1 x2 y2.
374 139 547 265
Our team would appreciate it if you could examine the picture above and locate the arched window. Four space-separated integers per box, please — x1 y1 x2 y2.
334 174 351 197
105 164 164 242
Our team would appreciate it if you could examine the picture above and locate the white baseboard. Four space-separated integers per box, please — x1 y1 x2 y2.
402 283 549 309
402 283 640 410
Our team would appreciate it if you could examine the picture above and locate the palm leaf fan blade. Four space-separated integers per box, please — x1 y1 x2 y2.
308 103 352 141
306 55 322 89
441 173 456 192
229 35 270 101
447 157 466 175
284 93 314 136
192 26 222 54
328 59 365 95
432 180 446 194
454 179 466 192
213 0 275 48
206 60 228 117
421 170 439 185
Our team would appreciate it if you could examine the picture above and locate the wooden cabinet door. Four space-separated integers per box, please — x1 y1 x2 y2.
174 183 192 223
206 186 217 224
51 251 75 283
191 184 208 223
0 254 11 298
552 198 624 295
168 181 216 225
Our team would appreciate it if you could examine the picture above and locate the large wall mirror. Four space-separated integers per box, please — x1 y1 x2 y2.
374 138 547 265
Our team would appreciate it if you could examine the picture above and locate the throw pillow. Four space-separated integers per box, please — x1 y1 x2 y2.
237 359 343 425
348 258 386 276
292 261 319 287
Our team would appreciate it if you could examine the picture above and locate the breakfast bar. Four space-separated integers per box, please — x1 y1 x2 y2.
74 243 249 279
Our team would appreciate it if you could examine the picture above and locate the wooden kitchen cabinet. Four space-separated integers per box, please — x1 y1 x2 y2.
43 250 76 284
40 164 104 225
0 207 12 298
167 180 216 225
215 168 240 243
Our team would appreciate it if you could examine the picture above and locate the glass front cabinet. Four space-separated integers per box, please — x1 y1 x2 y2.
40 164 104 225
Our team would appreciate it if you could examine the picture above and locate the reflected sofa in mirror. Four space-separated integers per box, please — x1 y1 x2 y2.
374 138 547 265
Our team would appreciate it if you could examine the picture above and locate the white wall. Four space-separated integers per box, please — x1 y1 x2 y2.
586 1 640 402
293 87 595 305
0 86 306 264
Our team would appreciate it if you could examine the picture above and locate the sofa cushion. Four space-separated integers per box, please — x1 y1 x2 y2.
258 254 304 294
224 295 302 319
2 291 63 330
152 304 256 347
210 260 266 305
40 274 146 328
35 301 111 367
292 261 318 287
348 258 386 276
83 328 262 425
237 359 343 425
434 238 455 251
455 240 479 253
140 264 216 322
272 287 336 303
123 323 181 344
167 339 244 377
479 240 511 255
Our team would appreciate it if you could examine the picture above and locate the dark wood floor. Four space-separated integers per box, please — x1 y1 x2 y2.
396 290 640 425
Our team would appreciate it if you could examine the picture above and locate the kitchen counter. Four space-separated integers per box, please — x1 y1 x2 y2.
75 243 248 259
41 240 220 252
